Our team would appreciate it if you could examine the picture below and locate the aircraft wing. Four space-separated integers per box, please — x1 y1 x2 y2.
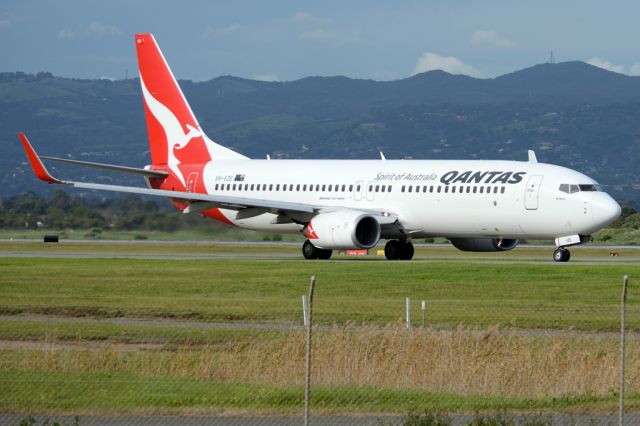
19 132 315 215
19 132 401 225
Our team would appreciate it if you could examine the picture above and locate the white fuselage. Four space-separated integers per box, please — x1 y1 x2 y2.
199 159 620 240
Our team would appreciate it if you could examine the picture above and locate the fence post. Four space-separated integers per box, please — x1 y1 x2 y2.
620 275 629 426
304 276 316 426
421 300 426 328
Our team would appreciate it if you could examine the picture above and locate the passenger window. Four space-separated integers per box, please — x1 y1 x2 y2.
282 185 287 191
375 185 380 192
479 187 483 194
349 185 353 192
408 186 412 193
466 186 471 193
316 184 320 191
430 186 434 193
245 184 249 190
451 186 456 193
368 185 373 192
437 186 441 193
388 185 392 192
341 185 346 191
401 186 405 193
381 185 385 193
444 186 449 193
215 184 219 190
269 184 273 191
501 187 505 194
493 187 498 194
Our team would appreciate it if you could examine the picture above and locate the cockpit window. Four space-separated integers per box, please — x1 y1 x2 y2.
579 184 599 192
559 183 600 193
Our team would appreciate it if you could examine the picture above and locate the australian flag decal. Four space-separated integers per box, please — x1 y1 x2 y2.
234 174 246 182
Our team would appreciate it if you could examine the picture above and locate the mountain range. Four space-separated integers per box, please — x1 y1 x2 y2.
1 61 639 205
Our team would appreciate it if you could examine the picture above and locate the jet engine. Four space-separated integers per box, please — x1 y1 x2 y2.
307 210 381 250
449 238 518 252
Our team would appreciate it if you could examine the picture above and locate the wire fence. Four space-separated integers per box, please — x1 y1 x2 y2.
0 249 638 426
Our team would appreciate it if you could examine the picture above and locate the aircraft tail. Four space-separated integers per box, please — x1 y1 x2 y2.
135 33 246 173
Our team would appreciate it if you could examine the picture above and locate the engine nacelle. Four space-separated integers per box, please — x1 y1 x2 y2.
449 238 518 252
307 210 381 250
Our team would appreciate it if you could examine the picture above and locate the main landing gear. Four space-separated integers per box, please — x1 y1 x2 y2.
384 239 414 260
553 247 571 263
302 240 332 260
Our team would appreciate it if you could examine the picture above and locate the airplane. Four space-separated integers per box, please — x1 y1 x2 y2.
18 33 622 262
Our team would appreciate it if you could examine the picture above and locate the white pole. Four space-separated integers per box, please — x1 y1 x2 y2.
302 295 308 327
421 300 426 328
406 297 411 329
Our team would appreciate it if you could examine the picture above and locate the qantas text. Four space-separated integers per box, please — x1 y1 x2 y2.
440 171 526 185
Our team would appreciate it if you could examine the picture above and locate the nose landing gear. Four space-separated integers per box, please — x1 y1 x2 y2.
553 247 571 262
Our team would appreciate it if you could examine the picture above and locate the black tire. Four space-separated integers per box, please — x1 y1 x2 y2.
302 240 319 259
317 248 333 260
399 241 415 260
385 240 400 260
553 248 570 262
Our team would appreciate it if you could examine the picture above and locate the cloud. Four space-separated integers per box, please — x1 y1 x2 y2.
86 21 122 37
290 11 321 25
57 28 75 39
57 22 121 40
253 73 280 82
471 30 517 48
0 19 9 29
203 24 243 39
292 11 361 44
586 57 625 74
630 64 640 76
413 52 481 77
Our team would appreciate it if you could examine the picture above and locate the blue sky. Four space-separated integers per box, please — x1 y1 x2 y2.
1 0 639 81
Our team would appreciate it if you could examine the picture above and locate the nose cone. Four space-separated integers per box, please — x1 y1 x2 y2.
592 194 621 228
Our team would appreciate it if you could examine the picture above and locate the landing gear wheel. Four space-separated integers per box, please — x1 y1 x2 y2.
553 248 570 262
385 240 414 260
399 241 414 260
317 248 332 260
303 240 319 259
385 240 401 260
302 240 333 260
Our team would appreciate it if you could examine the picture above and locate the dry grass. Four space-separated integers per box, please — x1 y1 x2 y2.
2 324 638 399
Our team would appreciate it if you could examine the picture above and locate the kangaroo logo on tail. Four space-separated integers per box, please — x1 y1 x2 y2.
140 76 204 186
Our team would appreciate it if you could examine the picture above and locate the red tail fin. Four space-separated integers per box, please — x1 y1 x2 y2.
135 34 245 185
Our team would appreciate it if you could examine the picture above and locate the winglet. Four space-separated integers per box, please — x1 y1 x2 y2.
527 150 538 163
18 132 62 184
